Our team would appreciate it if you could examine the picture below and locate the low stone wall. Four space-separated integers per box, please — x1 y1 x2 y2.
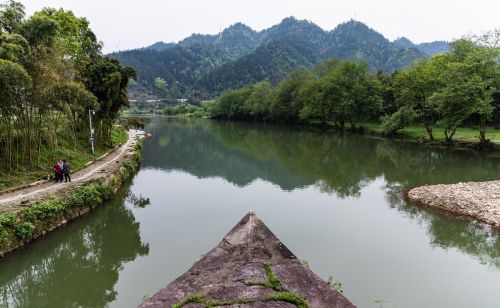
406 180 500 228
0 142 143 258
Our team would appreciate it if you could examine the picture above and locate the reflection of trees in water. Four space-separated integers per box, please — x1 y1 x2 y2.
142 118 312 190
144 118 499 196
386 184 500 269
143 117 500 269
0 186 149 308
127 192 151 208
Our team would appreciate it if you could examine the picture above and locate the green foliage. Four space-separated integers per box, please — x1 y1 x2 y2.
430 39 499 143
111 18 431 99
381 105 417 134
15 222 35 240
162 103 211 117
0 0 25 33
263 263 284 292
23 199 65 222
211 60 382 127
264 292 308 308
210 35 499 144
172 295 205 308
245 263 284 292
172 262 308 307
74 185 102 208
0 212 16 227
327 276 344 293
0 2 135 176
111 125 128 147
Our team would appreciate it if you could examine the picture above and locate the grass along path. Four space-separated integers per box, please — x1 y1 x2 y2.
0 129 146 213
0 126 129 191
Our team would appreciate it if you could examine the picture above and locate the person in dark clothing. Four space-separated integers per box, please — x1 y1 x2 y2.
62 159 71 182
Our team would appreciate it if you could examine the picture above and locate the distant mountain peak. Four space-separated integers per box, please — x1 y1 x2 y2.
394 37 415 48
144 41 174 52
112 18 450 99
331 19 388 45
338 19 369 28
224 22 254 33
221 22 257 39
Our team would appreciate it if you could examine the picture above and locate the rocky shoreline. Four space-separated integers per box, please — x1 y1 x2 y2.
406 180 500 228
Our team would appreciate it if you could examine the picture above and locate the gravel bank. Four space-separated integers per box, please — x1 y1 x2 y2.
407 180 500 227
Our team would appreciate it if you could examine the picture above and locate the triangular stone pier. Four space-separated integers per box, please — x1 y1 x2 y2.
140 212 355 307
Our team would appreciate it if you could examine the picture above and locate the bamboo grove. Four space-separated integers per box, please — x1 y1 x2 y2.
0 1 135 172
210 35 500 144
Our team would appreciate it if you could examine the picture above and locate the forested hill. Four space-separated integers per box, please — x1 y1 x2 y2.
110 18 449 99
393 37 450 56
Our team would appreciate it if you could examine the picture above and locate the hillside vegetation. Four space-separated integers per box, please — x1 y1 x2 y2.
111 18 449 100
209 37 500 146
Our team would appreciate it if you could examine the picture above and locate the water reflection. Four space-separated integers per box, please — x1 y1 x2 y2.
0 185 149 308
144 118 499 192
387 184 500 269
143 117 500 268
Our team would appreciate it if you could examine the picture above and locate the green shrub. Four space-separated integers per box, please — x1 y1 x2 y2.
65 192 85 208
123 158 135 173
0 212 17 228
96 181 115 200
15 222 35 240
0 230 8 246
23 199 65 222
74 185 102 208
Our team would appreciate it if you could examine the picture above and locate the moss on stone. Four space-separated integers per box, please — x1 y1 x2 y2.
173 263 309 308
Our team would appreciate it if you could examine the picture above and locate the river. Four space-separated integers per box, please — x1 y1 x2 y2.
1 117 499 308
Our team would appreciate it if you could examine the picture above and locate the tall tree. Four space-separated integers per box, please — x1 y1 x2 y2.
0 59 32 171
430 39 498 143
332 61 382 129
0 0 24 33
389 58 442 140
83 57 136 145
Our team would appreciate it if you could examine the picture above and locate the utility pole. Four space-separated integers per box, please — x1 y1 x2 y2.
89 109 95 155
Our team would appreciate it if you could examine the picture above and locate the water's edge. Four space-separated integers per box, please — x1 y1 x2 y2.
0 141 143 258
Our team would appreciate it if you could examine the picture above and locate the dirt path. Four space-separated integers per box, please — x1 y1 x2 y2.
407 180 500 227
0 129 146 213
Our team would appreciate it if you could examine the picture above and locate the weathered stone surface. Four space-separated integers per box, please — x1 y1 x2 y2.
140 212 355 308
407 180 500 227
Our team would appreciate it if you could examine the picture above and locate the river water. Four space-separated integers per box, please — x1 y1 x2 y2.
1 117 500 308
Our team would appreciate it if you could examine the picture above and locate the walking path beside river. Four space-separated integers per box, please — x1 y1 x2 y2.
407 180 500 227
0 129 147 213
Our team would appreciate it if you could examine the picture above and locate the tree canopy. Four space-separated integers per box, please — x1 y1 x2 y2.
0 0 135 173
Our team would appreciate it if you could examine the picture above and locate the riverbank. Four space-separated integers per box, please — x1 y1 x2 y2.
0 126 130 191
0 130 146 257
407 181 500 228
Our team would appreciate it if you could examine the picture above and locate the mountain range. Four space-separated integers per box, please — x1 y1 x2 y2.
110 18 450 100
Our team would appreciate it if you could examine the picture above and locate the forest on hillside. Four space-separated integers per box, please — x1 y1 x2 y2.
209 37 500 145
111 18 450 100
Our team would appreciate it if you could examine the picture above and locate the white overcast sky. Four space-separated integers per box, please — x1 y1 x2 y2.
20 0 500 53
